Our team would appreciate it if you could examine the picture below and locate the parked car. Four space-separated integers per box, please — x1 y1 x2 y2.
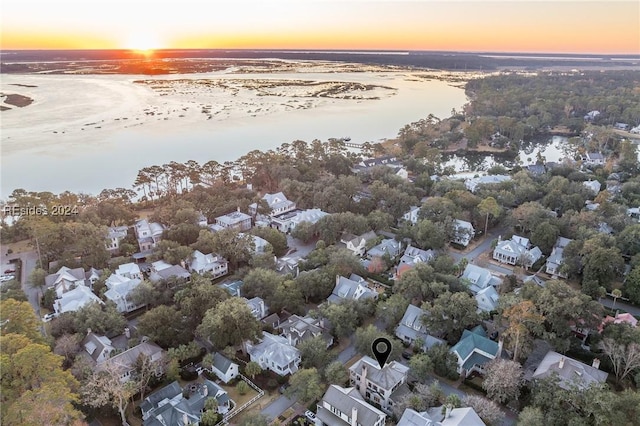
42 313 58 322
4 269 16 274
305 411 317 422
402 350 413 360
1 274 16 282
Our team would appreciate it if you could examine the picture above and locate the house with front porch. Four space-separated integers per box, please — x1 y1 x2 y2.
249 192 296 217
546 236 573 278
106 225 129 254
395 304 445 351
188 250 229 278
104 273 144 313
451 220 474 247
493 235 542 268
341 231 378 257
247 332 301 376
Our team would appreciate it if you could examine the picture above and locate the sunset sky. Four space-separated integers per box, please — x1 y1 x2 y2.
1 0 638 54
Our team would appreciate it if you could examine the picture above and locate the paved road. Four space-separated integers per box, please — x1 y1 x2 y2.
599 297 640 317
0 248 41 315
260 395 296 421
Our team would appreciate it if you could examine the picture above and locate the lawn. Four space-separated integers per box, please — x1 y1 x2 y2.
222 379 260 408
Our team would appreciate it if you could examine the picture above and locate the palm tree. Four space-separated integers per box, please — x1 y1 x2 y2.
611 289 623 309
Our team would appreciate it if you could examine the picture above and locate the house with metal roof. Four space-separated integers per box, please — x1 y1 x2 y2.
493 235 542 268
328 275 378 304
450 326 501 378
545 237 573 278
140 379 231 425
54 286 104 314
81 331 115 364
278 314 333 348
215 209 253 232
316 385 386 426
249 192 297 217
397 407 486 426
367 238 402 260
247 332 301 376
461 265 502 294
189 250 229 278
395 305 445 351
349 355 410 414
208 352 239 383
341 231 378 257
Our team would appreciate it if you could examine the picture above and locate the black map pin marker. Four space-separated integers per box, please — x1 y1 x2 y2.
372 337 392 369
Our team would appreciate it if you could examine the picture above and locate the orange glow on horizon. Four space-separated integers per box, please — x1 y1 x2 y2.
1 1 638 55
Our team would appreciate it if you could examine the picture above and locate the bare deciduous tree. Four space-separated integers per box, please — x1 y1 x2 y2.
600 338 640 384
482 358 524 403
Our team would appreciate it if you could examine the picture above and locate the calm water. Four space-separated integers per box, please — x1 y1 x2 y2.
1 71 467 197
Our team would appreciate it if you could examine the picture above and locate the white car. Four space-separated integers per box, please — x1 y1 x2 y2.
0 275 15 282
305 410 316 422
42 313 58 322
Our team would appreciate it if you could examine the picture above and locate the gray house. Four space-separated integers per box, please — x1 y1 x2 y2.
316 385 386 426
395 305 445 350
545 237 573 278
493 235 542 268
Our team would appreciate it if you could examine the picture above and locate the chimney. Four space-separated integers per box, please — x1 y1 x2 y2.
87 328 92 335
359 364 368 397
351 407 358 426
592 358 601 369
559 357 565 369
445 405 452 418
497 337 504 356
237 206 241 212
124 327 130 339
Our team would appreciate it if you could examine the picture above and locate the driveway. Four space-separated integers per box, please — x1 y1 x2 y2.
0 247 41 315
260 395 296 421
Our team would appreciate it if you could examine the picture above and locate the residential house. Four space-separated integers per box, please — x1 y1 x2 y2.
461 265 502 294
261 312 282 330
247 332 301 376
328 275 378 303
465 175 511 193
215 209 253 231
220 280 243 297
531 351 607 390
546 237 573 278
240 233 270 254
278 314 333 347
630 125 640 134
275 254 304 277
475 286 500 313
349 355 411 414
451 220 474 247
115 262 143 280
316 385 386 426
208 352 239 383
402 206 421 225
358 155 399 168
599 312 638 333
149 261 191 283
196 212 208 227
243 296 269 320
395 305 445 350
493 235 542 268
54 287 104 314
81 331 115 364
134 219 165 252
104 273 143 313
46 266 89 298
141 379 231 425
583 110 600 121
397 246 435 272
367 238 402 260
583 180 602 195
397 407 486 426
450 326 501 378
341 231 378 257
614 122 629 131
391 166 410 180
270 208 329 233
583 152 605 166
106 225 129 254
97 341 166 383
249 192 296 217
188 250 229 278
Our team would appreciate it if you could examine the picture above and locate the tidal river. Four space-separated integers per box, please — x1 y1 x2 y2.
0 69 468 197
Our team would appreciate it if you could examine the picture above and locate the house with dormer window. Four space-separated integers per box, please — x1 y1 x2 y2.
493 235 542 268
329 275 378 303
316 385 386 426
395 305 445 350
450 326 502 378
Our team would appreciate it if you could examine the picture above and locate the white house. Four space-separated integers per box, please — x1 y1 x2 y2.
278 314 333 347
475 286 500 313
247 332 301 376
45 266 89 298
465 175 511 193
215 209 253 231
450 326 501 378
461 264 502 294
328 275 378 303
349 355 410 414
395 305 445 350
341 231 378 257
398 407 486 426
270 208 329 233
451 219 474 247
545 237 573 278
402 206 421 225
106 226 129 254
189 250 229 278
55 288 104 314
316 385 386 426
243 296 269 320
249 192 296 217
209 352 239 383
115 263 142 280
96 341 166 383
104 273 143 313
583 152 605 166
134 219 165 252
493 235 542 268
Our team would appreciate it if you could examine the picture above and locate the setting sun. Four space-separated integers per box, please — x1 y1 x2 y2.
125 33 162 53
